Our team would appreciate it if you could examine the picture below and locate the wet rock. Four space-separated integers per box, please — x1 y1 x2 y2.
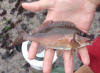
9 0 16 3
24 12 35 18
22 63 30 69
15 0 21 8
0 33 9 48
21 63 31 73
15 19 22 24
0 0 3 2
10 8 16 14
15 43 22 52
98 17 100 22
0 9 7 16
1 71 5 73
1 49 15 60
2 25 12 33
17 5 24 15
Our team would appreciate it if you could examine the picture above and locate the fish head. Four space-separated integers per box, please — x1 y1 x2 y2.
75 34 91 47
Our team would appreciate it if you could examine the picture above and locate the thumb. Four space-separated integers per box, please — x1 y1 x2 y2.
22 1 49 12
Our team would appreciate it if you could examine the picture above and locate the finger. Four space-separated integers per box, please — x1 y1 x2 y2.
28 41 38 60
78 47 90 65
64 50 73 73
22 1 49 12
43 49 55 73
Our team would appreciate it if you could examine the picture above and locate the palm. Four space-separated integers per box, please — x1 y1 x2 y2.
44 0 96 33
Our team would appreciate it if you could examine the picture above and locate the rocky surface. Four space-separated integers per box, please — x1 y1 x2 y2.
0 0 100 73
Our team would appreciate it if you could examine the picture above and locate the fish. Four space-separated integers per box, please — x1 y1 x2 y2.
11 20 91 57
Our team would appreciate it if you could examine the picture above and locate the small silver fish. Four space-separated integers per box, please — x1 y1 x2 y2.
12 21 91 56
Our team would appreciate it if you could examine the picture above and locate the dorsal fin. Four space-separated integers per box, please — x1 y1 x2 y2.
33 21 81 34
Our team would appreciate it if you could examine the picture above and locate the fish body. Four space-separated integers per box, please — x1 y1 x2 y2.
12 21 91 55
24 21 91 53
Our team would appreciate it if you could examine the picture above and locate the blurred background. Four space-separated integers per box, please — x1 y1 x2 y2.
0 0 100 73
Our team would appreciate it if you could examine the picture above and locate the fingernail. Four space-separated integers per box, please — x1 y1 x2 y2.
28 54 33 60
22 3 29 6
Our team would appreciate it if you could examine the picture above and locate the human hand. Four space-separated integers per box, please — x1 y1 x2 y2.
22 0 99 73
